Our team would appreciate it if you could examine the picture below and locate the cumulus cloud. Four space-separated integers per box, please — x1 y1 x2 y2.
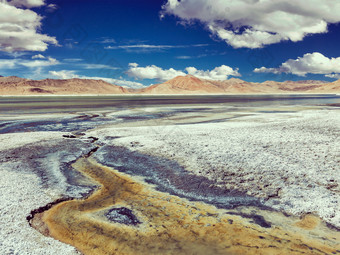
46 3 58 12
21 57 58 67
161 0 340 48
325 73 340 79
254 52 340 78
32 54 45 59
99 77 145 88
127 63 186 81
0 1 57 52
186 65 240 80
0 56 58 69
7 0 45 8
49 70 78 79
0 59 17 69
127 63 240 81
128 63 138 68
49 70 145 89
0 56 58 79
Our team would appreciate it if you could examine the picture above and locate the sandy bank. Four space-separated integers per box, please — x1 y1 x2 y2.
0 93 339 97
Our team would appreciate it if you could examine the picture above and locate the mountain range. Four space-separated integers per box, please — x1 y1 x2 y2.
0 75 339 95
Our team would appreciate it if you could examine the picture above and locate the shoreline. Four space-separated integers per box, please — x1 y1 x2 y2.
0 93 339 97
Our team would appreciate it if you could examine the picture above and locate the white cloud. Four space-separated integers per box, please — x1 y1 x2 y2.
176 53 218 59
161 0 340 48
0 56 58 69
105 44 208 51
0 56 58 79
0 59 17 69
7 0 45 8
55 58 120 70
48 70 145 89
32 54 45 59
21 57 58 68
49 70 78 79
128 63 138 68
76 63 120 70
176 56 192 59
127 63 186 81
0 1 57 52
46 3 58 12
185 65 240 80
325 73 340 79
254 52 340 78
106 44 177 50
96 77 145 88
63 58 82 62
127 63 240 81
101 38 116 44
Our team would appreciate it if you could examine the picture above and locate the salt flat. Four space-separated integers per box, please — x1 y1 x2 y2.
0 96 339 254
0 133 80 255
89 108 340 228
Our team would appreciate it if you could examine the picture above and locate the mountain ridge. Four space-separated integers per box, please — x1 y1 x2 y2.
0 77 127 95
0 75 339 95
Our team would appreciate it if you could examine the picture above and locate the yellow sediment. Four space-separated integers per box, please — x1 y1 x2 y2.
41 157 340 255
295 214 321 230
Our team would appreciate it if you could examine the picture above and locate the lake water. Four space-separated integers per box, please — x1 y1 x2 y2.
0 94 339 114
0 94 339 134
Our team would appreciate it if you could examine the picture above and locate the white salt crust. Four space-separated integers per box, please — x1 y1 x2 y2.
90 109 340 228
0 133 79 255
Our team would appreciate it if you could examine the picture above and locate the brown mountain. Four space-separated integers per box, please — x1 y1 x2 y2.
311 79 340 93
0 75 339 95
137 76 337 94
0 76 28 83
0 77 128 95
138 75 223 94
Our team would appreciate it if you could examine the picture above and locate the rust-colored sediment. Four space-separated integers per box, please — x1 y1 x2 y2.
40 157 340 255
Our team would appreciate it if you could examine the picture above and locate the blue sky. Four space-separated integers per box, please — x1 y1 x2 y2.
1 0 340 87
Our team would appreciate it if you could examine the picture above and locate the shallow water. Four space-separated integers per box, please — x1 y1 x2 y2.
0 94 339 114
0 95 339 134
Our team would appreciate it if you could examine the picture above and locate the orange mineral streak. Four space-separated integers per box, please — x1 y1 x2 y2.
42 157 340 255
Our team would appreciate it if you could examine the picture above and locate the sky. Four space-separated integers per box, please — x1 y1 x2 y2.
1 0 340 88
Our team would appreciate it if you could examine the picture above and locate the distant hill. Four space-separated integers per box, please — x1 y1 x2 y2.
0 75 338 95
0 77 127 95
137 75 224 94
136 75 334 94
0 76 28 83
